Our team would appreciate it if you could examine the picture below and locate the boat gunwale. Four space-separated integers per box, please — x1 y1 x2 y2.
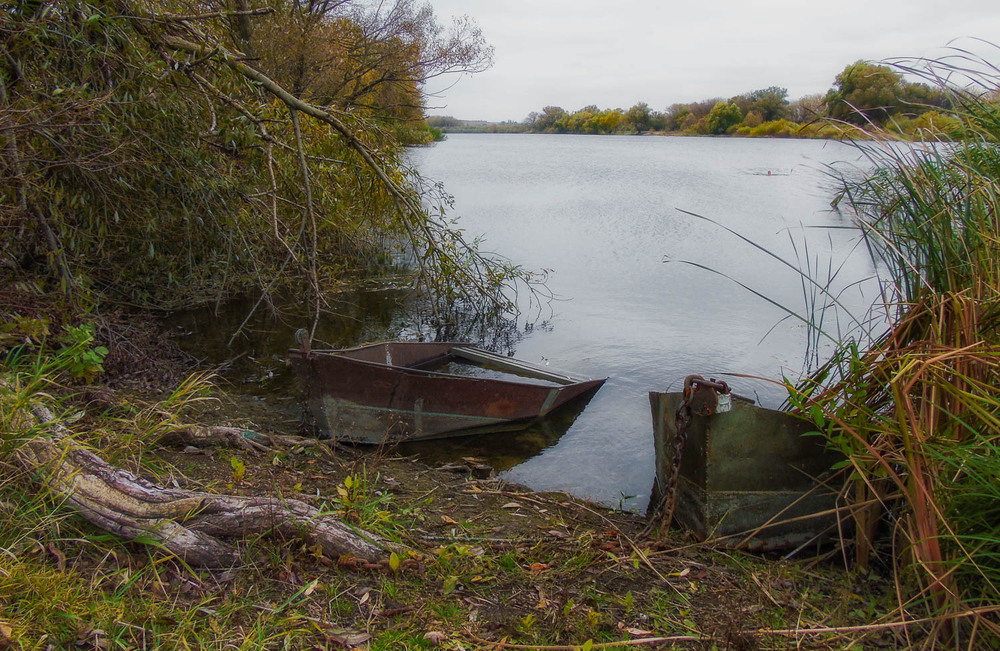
289 342 604 389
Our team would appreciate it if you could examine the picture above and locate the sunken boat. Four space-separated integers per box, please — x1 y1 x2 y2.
649 377 843 551
289 333 606 444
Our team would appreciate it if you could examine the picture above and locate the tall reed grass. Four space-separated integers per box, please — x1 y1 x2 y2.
790 49 1000 646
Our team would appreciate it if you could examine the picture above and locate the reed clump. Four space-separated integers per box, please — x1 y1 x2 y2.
790 52 1000 645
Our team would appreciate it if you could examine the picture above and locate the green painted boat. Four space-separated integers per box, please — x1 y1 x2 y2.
649 390 843 551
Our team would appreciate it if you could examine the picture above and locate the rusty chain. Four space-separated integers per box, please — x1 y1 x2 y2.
643 374 732 537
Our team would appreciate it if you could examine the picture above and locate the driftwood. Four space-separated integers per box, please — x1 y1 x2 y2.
13 404 388 567
160 425 354 456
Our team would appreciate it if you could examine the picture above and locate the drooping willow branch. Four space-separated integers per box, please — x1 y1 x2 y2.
119 6 536 322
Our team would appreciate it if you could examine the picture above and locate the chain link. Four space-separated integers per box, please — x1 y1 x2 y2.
644 374 732 538
643 379 698 537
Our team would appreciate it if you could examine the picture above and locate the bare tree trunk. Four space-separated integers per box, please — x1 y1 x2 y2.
15 405 389 568
227 0 255 58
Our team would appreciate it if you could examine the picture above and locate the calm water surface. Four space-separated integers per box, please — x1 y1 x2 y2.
407 134 877 511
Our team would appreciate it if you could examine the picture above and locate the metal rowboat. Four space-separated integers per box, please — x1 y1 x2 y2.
289 336 606 444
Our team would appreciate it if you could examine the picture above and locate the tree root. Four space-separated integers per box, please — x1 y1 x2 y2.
14 405 388 567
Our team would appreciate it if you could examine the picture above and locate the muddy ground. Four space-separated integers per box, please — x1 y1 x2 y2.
137 379 897 650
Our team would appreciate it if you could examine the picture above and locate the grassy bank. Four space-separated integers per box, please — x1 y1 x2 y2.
0 316 906 649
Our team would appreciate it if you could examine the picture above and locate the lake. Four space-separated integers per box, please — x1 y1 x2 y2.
169 134 879 513
406 134 878 511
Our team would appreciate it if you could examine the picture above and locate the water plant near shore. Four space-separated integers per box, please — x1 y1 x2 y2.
787 50 1000 645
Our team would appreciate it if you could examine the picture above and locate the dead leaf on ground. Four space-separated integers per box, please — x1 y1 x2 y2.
325 627 370 648
423 631 448 646
47 542 66 571
618 622 654 636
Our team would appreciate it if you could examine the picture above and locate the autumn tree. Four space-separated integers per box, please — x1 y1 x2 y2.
788 93 827 123
664 103 692 131
623 102 653 133
0 0 524 320
706 101 742 134
897 81 952 116
532 105 569 132
745 86 789 122
825 61 906 125
229 0 493 137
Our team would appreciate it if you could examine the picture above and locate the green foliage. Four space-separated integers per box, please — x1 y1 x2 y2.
825 60 951 126
548 105 626 135
706 101 742 134
229 456 246 485
334 470 395 530
744 119 801 138
932 431 1000 604
526 103 664 135
825 61 904 124
531 105 570 132
0 0 527 323
734 86 789 122
57 324 108 382
886 110 963 140
623 102 653 133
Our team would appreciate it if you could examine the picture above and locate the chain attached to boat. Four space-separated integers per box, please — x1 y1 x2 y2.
644 374 732 537
294 327 312 356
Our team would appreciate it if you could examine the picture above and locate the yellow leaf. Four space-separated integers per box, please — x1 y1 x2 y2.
229 457 246 483
389 552 400 572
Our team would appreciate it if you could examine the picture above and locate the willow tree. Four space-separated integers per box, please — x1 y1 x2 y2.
0 0 527 327
0 0 529 568
219 0 492 144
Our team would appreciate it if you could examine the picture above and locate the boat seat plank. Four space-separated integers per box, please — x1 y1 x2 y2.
407 353 452 371
449 347 578 385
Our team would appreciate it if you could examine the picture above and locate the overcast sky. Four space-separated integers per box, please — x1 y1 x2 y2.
421 0 1000 122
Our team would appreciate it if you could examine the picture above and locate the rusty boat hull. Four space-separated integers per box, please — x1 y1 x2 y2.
289 341 606 444
649 391 843 551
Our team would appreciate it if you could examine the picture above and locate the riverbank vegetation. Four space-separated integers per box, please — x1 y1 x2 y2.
3 1 1000 648
782 53 1000 646
431 60 961 140
0 0 535 325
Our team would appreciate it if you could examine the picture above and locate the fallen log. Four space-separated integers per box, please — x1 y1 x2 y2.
160 424 357 457
13 404 389 567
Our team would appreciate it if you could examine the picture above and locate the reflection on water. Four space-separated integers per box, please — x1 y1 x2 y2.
166 288 591 478
397 386 599 471
164 287 415 401
169 135 880 514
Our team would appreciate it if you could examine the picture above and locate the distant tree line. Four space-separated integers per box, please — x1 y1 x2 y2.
431 60 964 140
